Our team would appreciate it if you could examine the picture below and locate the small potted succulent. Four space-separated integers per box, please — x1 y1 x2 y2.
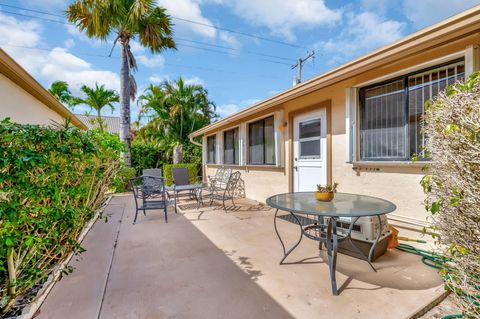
315 182 338 201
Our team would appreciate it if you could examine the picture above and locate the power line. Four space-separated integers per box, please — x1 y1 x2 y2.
0 43 285 80
0 2 307 49
0 7 295 66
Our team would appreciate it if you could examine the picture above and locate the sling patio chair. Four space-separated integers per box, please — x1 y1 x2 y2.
130 175 169 224
199 171 241 212
168 167 203 213
142 168 163 177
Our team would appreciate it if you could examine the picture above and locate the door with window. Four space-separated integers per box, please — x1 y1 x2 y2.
293 109 327 192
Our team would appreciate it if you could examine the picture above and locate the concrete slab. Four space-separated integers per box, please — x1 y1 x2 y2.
37 195 444 319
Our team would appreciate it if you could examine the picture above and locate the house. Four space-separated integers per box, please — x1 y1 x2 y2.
189 6 480 231
0 48 86 129
76 114 121 135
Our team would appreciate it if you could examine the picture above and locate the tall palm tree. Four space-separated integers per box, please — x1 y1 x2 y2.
72 83 120 132
49 80 74 107
67 0 176 165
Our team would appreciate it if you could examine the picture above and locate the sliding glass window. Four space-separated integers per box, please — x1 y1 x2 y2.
207 135 216 164
359 60 464 161
248 116 275 165
223 128 239 165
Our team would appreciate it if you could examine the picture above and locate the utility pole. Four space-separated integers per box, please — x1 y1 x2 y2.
291 51 315 86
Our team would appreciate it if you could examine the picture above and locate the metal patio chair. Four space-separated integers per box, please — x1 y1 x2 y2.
206 167 232 192
169 167 203 213
130 175 169 224
201 171 242 212
142 168 163 177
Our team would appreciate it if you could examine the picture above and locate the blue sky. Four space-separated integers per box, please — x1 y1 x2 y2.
1 0 479 120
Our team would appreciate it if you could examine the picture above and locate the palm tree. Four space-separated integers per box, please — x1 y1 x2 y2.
137 77 217 163
49 80 74 107
72 83 120 132
66 0 176 165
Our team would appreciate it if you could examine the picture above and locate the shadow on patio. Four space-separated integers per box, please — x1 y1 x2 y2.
37 194 444 319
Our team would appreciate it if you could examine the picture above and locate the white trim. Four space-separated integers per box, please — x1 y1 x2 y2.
354 51 465 88
345 87 358 162
465 44 480 76
202 135 207 166
240 123 247 166
274 109 284 167
216 131 223 165
221 125 241 166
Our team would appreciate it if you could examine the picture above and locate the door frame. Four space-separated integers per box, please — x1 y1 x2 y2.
288 100 332 192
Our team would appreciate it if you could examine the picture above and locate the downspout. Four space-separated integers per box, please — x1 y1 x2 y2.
189 133 202 147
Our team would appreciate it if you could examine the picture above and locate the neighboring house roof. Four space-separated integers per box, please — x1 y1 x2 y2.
0 48 87 129
76 114 121 134
190 5 480 138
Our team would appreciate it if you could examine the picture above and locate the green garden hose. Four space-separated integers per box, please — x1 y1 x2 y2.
395 243 444 269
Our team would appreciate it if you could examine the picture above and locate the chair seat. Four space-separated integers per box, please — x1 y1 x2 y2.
139 200 169 210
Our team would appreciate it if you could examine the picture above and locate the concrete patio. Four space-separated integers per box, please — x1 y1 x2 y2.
36 194 444 319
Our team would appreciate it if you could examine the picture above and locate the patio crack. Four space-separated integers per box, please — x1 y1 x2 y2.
96 203 126 319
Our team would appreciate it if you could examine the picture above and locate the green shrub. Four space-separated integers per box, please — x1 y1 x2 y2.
131 141 164 175
112 166 137 192
422 72 480 317
0 119 119 314
163 163 198 186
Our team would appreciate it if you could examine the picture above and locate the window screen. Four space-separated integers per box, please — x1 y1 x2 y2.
224 128 239 164
207 135 216 164
359 60 464 161
248 116 276 165
299 119 321 159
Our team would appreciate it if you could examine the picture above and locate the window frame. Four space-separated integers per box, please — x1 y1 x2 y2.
247 115 276 165
206 134 216 164
358 58 465 162
223 126 240 165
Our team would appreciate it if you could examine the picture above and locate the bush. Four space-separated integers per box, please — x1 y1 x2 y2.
112 166 137 192
422 72 480 317
131 141 164 176
163 163 198 186
0 120 119 314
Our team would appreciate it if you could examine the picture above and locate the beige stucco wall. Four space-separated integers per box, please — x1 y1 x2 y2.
202 34 480 229
0 73 64 125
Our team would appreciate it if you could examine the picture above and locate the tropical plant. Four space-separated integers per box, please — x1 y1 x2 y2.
0 119 119 315
71 83 120 132
136 78 217 163
316 182 339 193
421 72 480 317
67 0 176 166
48 80 74 107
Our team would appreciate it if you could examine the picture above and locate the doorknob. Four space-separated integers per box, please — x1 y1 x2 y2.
294 166 298 171
294 157 298 161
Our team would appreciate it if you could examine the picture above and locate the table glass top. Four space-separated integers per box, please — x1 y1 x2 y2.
266 192 396 217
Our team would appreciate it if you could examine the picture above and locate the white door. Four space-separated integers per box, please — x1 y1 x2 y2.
293 109 327 192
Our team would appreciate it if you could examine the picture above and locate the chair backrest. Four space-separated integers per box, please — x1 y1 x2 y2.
215 167 232 188
143 168 162 177
172 167 190 186
225 171 241 198
131 176 166 200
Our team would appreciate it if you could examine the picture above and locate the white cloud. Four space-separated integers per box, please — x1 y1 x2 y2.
65 24 104 48
217 98 260 118
403 0 479 28
157 0 216 38
63 39 75 49
136 54 165 68
40 48 120 95
315 11 405 66
221 0 342 40
184 76 204 86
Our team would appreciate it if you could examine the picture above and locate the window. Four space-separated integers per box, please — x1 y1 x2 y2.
223 128 239 164
248 116 275 165
207 135 216 164
299 119 321 159
359 60 464 161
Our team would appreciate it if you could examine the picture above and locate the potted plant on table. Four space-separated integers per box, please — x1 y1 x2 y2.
315 182 338 201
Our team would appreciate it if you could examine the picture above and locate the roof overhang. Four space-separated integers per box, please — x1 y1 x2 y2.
0 48 87 130
190 4 480 138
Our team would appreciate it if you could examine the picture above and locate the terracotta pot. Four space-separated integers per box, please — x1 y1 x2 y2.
315 191 334 202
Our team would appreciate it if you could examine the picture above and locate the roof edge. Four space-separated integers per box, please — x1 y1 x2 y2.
0 48 87 130
190 4 480 138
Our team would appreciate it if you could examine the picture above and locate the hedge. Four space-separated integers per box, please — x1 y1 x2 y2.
163 163 198 186
0 120 119 315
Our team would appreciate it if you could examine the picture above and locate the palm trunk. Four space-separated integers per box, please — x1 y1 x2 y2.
97 109 104 133
120 41 132 166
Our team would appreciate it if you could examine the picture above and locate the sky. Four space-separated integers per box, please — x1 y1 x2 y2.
1 0 479 120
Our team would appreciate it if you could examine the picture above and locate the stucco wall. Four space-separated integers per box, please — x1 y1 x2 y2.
0 74 64 125
201 35 480 229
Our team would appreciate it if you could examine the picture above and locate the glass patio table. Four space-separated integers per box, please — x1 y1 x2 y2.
266 192 396 295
